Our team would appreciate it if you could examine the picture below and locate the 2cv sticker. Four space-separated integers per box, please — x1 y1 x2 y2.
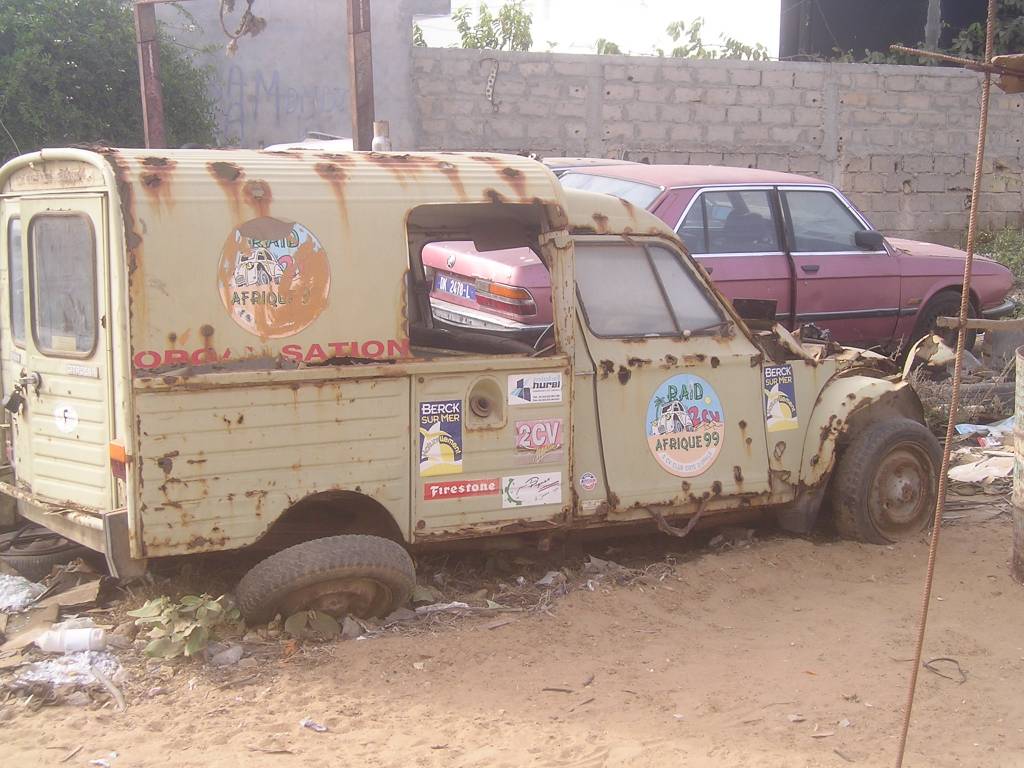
646 373 724 477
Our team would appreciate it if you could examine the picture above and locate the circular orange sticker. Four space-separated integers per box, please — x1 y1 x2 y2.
218 217 330 339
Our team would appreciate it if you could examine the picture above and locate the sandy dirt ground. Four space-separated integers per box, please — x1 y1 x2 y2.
2 509 1023 768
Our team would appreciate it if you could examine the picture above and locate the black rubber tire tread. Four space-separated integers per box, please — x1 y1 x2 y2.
0 527 88 582
0 549 86 582
913 291 976 351
236 534 416 623
831 417 941 544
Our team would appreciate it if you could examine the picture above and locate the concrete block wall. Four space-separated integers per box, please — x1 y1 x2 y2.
411 49 1024 245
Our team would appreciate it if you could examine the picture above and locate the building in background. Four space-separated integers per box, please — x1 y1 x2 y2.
779 0 989 60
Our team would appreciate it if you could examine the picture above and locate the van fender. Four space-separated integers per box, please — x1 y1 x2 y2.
779 375 926 534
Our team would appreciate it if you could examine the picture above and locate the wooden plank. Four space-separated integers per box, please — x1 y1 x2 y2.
935 316 1024 331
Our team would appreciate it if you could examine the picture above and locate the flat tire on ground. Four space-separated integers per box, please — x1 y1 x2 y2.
236 534 416 623
0 526 89 582
831 418 941 544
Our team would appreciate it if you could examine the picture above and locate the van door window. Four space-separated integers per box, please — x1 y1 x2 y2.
7 218 24 346
575 241 722 337
30 215 97 356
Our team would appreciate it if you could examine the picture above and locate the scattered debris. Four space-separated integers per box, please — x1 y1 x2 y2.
210 644 244 666
13 650 121 688
0 573 44 612
923 656 967 684
90 664 126 712
59 745 83 763
787 713 806 723
299 717 328 732
341 616 363 640
415 601 470 615
535 570 565 587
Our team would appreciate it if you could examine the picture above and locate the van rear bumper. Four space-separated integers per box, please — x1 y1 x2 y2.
0 481 146 579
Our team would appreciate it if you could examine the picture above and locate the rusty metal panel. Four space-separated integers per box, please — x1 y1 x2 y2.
136 375 409 556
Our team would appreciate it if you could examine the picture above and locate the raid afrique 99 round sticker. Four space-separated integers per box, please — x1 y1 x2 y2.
646 374 725 478
218 218 331 339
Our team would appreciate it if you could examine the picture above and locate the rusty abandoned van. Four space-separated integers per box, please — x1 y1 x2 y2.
0 148 940 621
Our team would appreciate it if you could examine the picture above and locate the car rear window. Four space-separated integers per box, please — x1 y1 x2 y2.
559 173 662 209
575 240 722 337
30 214 97 357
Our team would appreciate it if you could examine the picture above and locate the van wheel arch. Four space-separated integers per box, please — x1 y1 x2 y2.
253 490 406 553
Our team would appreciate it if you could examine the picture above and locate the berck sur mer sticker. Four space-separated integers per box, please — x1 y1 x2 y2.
419 400 463 476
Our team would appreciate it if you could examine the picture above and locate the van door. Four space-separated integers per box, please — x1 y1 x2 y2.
15 195 114 510
574 236 772 512
0 203 23 523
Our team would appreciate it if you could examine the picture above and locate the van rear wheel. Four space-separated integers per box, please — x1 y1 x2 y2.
831 418 941 544
236 534 416 623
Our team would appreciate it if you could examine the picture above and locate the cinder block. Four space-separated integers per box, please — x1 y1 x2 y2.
638 85 673 103
726 105 759 123
704 88 739 105
761 107 793 124
731 69 762 86
761 69 795 88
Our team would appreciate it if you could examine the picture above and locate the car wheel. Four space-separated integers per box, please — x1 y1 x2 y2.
913 291 977 351
0 525 89 582
235 534 416 623
831 418 941 544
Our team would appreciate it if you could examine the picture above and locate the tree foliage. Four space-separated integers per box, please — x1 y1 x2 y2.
595 38 622 55
665 17 770 61
452 1 532 52
0 0 217 163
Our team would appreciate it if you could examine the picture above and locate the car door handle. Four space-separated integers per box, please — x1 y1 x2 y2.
800 264 820 274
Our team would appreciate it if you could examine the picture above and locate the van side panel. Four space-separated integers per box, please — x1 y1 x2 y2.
135 376 410 556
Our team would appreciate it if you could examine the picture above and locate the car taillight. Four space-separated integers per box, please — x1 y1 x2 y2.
475 280 537 317
109 440 128 481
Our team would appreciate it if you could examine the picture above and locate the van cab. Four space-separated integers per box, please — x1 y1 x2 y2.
0 148 939 621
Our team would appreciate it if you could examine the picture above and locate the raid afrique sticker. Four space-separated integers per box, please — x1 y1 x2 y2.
646 374 724 478
763 364 799 432
419 400 464 476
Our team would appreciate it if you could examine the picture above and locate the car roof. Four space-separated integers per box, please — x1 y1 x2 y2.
562 164 827 188
541 157 638 170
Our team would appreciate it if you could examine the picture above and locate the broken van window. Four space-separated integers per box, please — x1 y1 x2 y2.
575 241 721 337
7 218 23 346
30 215 96 356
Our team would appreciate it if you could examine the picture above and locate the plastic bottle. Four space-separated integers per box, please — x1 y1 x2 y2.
35 627 106 653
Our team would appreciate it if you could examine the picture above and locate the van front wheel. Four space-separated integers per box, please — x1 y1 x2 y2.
831 418 941 544
236 534 416 623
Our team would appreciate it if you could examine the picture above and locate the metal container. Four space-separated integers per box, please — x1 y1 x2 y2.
1013 346 1024 583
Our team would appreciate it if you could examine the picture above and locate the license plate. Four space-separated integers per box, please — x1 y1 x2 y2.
434 272 477 301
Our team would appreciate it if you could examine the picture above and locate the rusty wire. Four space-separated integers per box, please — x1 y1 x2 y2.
893 1 997 765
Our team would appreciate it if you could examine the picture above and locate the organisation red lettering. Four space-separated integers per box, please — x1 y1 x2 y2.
133 338 411 370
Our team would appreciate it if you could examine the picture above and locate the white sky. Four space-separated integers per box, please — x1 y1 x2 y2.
417 0 782 58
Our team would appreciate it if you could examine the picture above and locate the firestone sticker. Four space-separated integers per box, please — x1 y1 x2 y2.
508 373 562 405
218 218 331 339
646 374 725 478
502 472 562 508
419 400 463 477
424 478 499 501
763 364 799 432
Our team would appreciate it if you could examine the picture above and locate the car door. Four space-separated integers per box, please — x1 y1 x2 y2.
782 186 900 347
672 187 793 325
16 195 115 510
573 235 771 517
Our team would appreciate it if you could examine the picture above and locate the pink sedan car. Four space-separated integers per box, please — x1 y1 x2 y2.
423 164 1014 351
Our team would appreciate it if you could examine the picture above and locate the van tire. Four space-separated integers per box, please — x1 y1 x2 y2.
0 526 89 582
831 418 941 544
236 534 415 623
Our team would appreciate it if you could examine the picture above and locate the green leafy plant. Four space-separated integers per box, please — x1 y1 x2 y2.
980 227 1024 282
452 1 532 52
666 18 769 61
0 0 217 163
127 594 241 658
413 22 426 47
595 38 622 55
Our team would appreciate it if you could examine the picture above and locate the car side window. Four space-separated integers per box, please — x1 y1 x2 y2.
783 189 867 252
678 190 779 255
575 240 722 337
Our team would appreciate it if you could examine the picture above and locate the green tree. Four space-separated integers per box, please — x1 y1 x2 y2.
666 18 769 61
452 1 532 51
0 0 217 163
950 0 1024 57
413 22 427 47
595 38 622 55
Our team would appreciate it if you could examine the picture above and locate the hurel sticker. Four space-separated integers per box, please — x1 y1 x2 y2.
514 419 563 463
502 472 562 508
646 374 725 477
508 373 562 405
218 218 331 339
763 364 799 432
419 399 463 476
424 478 499 500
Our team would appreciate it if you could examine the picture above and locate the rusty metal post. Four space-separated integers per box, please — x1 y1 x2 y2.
1014 346 1024 584
347 0 375 150
134 1 166 149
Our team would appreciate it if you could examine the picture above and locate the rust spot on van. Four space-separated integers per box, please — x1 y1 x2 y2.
617 366 631 384
484 188 507 205
243 180 273 216
664 354 678 367
156 450 179 476
593 213 610 233
711 481 722 495
438 161 467 200
733 466 743 483
738 419 747 429
314 162 350 228
599 359 615 378
500 166 527 198
773 441 786 460
626 357 650 368
710 356 720 368
209 161 243 182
